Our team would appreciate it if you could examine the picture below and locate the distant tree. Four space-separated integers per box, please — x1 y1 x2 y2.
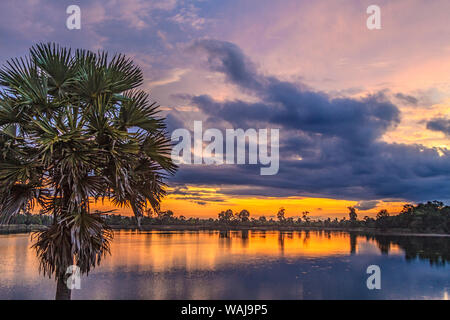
236 209 250 222
277 208 286 222
145 208 155 218
376 209 390 220
156 210 174 223
375 209 391 229
166 210 174 218
258 216 267 223
218 209 234 223
348 207 358 222
302 211 311 223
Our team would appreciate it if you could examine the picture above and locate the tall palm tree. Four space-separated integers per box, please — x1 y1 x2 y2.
0 43 177 299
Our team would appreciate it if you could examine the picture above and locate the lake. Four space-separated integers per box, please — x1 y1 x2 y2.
0 230 449 299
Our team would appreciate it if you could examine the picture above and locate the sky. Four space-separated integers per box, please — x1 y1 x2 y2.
1 0 449 219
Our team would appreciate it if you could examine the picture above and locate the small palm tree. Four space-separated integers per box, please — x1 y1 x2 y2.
0 43 176 299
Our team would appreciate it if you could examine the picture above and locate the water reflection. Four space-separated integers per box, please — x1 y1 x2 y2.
0 231 448 299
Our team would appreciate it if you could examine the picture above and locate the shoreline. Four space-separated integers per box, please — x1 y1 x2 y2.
108 224 450 237
1 224 449 237
0 224 47 235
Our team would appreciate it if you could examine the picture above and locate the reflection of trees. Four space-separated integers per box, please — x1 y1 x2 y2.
278 232 285 254
350 233 357 255
219 230 230 238
367 235 450 266
219 230 232 249
303 230 310 246
370 235 391 255
241 230 249 248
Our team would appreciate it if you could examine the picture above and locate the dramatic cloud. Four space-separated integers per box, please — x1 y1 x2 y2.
427 118 450 136
1 0 449 211
355 200 381 211
169 39 450 203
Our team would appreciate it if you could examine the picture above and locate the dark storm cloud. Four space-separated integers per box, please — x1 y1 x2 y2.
173 196 225 203
168 39 450 203
427 118 450 136
169 186 226 205
191 39 262 92
192 40 400 146
165 113 185 135
355 200 380 211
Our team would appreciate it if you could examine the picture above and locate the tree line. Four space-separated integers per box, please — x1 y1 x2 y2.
6 201 450 234
100 201 450 234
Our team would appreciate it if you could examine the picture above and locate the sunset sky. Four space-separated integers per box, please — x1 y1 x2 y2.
1 0 449 219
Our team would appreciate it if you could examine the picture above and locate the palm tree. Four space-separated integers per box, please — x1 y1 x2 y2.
0 43 176 299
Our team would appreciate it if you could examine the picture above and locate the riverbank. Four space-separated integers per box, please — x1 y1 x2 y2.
0 224 47 234
106 224 450 237
1 223 449 237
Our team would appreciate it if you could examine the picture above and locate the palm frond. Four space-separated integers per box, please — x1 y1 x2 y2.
1 43 176 280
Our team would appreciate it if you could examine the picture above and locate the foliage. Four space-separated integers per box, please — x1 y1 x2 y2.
277 208 285 222
98 201 450 234
218 209 234 224
348 206 357 222
0 43 176 279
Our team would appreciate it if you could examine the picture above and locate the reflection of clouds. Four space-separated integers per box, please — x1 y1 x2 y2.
99 231 367 273
1 231 449 299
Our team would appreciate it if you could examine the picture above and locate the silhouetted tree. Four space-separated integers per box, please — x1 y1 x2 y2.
302 211 311 223
236 209 250 222
376 209 390 219
348 207 358 222
277 208 286 222
218 209 234 224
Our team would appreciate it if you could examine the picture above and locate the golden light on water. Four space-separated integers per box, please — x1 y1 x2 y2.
0 231 445 300
94 230 403 273
0 231 401 278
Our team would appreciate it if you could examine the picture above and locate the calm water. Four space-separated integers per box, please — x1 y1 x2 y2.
0 230 449 300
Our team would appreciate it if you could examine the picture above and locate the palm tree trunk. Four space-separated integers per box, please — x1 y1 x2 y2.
136 215 142 230
131 204 142 230
55 274 72 300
